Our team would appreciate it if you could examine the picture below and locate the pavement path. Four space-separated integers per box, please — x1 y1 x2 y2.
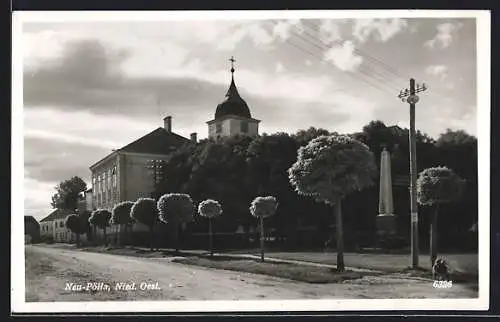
25 245 478 302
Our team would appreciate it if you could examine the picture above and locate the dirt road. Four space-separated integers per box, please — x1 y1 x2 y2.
25 245 477 302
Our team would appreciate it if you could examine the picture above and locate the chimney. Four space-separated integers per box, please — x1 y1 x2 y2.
163 116 172 132
190 132 197 143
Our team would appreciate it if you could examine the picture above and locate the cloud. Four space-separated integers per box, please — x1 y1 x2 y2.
24 38 355 121
323 40 363 72
24 108 160 147
425 64 449 80
409 23 418 34
23 39 231 119
352 18 408 43
24 177 57 220
318 20 342 44
445 83 455 90
424 22 464 49
275 62 286 73
213 19 307 51
423 105 476 137
272 19 304 41
24 136 110 183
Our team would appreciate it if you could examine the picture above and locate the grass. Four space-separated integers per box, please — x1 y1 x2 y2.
172 255 373 284
255 251 478 275
36 243 478 285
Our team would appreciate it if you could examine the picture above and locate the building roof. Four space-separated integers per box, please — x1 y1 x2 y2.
118 127 190 155
215 69 252 120
40 209 74 222
90 127 191 169
24 216 40 225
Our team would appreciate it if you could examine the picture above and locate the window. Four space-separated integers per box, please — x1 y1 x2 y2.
112 166 117 188
240 121 249 133
216 123 222 133
60 221 64 228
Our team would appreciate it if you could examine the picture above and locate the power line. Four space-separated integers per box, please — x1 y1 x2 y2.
269 20 395 96
305 19 470 108
301 19 409 81
290 19 405 92
281 19 465 107
279 21 398 94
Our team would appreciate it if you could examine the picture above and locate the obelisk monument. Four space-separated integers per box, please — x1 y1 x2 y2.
376 147 397 236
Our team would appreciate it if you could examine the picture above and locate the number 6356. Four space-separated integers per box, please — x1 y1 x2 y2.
433 280 452 288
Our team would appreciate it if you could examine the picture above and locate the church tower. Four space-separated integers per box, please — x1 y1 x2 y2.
207 57 260 140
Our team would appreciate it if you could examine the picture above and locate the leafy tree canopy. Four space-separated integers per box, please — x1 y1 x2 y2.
131 198 158 228
288 134 377 205
246 132 299 194
88 209 111 229
65 214 87 234
250 196 278 218
293 127 333 146
157 193 195 224
111 201 135 225
51 176 87 210
198 199 223 219
417 166 466 206
436 129 477 148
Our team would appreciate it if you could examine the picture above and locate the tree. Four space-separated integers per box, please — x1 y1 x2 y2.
197 199 223 257
434 129 477 249
249 196 278 262
293 127 331 147
131 198 159 251
111 201 135 246
157 193 195 253
246 133 302 242
184 135 255 232
88 209 111 245
436 129 477 147
78 210 92 241
157 143 198 194
65 214 86 247
417 166 466 267
51 176 87 211
288 134 377 272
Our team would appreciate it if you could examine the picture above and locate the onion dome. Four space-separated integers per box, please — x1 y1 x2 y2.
215 57 251 119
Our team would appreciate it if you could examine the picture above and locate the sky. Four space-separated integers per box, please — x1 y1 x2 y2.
20 15 478 221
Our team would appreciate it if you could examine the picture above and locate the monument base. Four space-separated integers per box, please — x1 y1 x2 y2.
376 213 397 236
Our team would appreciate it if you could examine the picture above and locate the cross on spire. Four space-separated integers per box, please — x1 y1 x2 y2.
229 56 236 73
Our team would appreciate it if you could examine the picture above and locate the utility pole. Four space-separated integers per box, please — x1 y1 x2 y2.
398 78 427 269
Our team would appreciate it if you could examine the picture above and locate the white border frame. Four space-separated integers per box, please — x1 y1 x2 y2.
11 9 491 313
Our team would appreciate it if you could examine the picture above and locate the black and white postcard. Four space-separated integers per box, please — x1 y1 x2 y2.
11 10 491 313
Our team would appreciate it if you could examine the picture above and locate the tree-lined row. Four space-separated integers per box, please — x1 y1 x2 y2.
55 120 476 271
65 195 278 260
61 129 467 271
